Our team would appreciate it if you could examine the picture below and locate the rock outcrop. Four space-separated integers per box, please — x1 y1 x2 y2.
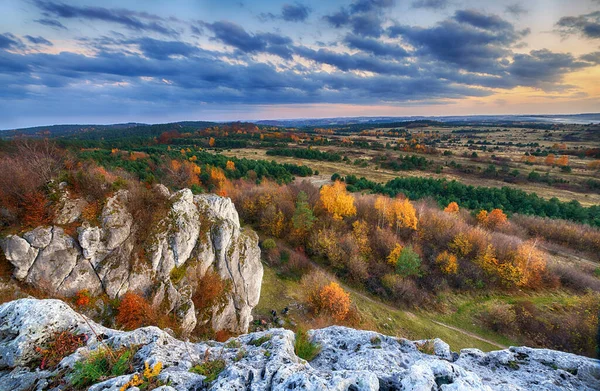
0 299 598 391
0 188 262 335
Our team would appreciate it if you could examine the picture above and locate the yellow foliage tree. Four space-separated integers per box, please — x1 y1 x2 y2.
392 198 418 231
374 195 392 228
513 240 546 287
318 282 351 321
476 210 488 225
319 181 356 220
444 202 459 213
209 137 215 147
436 251 458 274
387 243 403 266
352 219 371 257
448 232 473 258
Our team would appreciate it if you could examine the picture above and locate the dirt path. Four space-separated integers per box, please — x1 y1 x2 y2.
307 259 508 350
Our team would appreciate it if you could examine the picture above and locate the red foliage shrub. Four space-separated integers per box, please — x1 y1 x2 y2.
35 331 86 369
192 268 226 313
116 292 155 330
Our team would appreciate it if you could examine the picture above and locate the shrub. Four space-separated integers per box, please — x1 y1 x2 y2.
294 329 321 361
318 282 351 321
261 238 277 251
435 251 458 274
478 302 516 333
190 354 226 382
35 331 86 369
75 289 91 307
71 347 136 388
192 268 227 313
116 292 155 330
300 269 330 309
395 246 422 278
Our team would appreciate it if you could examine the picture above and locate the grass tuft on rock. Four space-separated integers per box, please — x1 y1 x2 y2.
294 329 321 361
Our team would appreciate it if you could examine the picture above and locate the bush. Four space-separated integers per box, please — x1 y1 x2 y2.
395 246 422 278
192 268 227 313
261 238 277 250
294 329 321 361
74 289 91 307
318 282 351 321
71 347 136 388
116 292 155 330
190 355 226 382
35 331 86 369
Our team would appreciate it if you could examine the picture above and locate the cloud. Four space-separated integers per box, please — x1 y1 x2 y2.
33 0 179 37
0 33 24 50
389 10 526 73
24 35 53 46
411 0 450 10
281 3 312 22
343 34 408 57
324 0 395 37
580 51 600 64
204 21 294 58
34 18 67 29
556 11 600 39
130 38 200 60
505 4 528 18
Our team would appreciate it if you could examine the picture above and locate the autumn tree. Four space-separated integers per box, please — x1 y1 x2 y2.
513 240 546 287
392 198 418 231
320 181 356 220
444 202 459 214
545 154 555 165
352 219 371 257
374 195 392 228
448 232 473 258
477 209 507 230
225 160 236 171
209 137 215 147
395 246 422 278
318 282 351 321
436 251 458 274
387 243 403 266
556 155 569 167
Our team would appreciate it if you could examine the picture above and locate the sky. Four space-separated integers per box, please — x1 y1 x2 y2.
1 0 600 128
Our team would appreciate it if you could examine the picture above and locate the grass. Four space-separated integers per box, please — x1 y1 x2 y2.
190 358 226 382
70 346 137 388
249 334 272 346
255 264 505 352
294 329 321 361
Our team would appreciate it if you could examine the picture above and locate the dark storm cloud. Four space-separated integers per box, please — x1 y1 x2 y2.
581 51 600 64
281 3 312 22
411 0 450 10
0 33 24 50
388 11 526 73
34 18 67 29
343 34 408 57
324 0 394 37
556 11 600 39
33 0 179 37
25 35 53 46
507 50 589 88
204 21 293 58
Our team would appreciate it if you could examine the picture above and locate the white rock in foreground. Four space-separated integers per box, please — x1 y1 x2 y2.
0 299 598 391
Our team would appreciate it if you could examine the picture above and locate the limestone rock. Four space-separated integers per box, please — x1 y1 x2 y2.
1 300 598 391
0 235 38 280
54 197 87 225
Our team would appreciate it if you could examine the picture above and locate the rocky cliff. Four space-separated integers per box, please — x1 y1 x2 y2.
0 187 263 335
0 299 598 391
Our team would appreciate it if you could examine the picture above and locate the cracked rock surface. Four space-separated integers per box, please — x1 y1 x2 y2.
0 188 262 335
0 299 598 391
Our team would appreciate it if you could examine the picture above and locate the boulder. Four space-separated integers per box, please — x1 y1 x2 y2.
54 197 87 225
0 235 38 280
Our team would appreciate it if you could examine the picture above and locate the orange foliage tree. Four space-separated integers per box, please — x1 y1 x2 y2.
208 137 215 147
21 191 50 228
225 160 236 171
444 202 459 213
319 181 356 220
556 155 569 167
116 292 155 330
477 209 507 230
318 282 351 321
545 154 555 165
436 251 458 274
